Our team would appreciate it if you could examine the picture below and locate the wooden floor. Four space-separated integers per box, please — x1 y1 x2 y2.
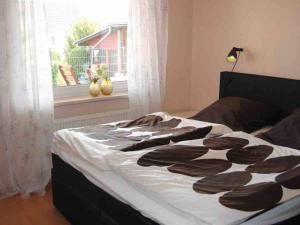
0 185 70 225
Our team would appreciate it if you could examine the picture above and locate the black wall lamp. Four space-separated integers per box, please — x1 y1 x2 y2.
227 47 243 71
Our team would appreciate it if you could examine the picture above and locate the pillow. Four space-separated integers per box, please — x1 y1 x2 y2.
257 109 300 150
190 97 281 133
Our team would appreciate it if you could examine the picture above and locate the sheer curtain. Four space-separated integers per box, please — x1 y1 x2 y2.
127 0 168 118
0 0 53 199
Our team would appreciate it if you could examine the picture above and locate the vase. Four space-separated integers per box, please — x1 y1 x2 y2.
101 79 113 95
89 80 101 97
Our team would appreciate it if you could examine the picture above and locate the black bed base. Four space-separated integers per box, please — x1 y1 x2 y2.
52 154 159 225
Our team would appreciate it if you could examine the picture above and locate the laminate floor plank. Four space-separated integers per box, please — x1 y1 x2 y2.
0 185 70 225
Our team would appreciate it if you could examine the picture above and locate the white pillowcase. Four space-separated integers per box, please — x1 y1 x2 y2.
251 126 273 136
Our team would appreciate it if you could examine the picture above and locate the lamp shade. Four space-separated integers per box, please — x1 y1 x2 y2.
227 47 243 63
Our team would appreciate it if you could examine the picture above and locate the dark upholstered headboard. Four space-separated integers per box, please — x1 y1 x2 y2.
219 71 300 110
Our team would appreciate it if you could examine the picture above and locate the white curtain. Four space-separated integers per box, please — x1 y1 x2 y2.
128 0 168 118
0 0 53 199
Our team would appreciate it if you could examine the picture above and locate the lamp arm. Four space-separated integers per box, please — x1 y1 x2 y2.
231 51 241 72
233 47 244 52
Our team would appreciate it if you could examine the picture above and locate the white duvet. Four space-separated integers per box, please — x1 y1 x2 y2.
52 112 232 170
106 132 300 225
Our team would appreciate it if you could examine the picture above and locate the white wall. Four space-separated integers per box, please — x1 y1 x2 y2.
190 0 300 111
164 0 193 113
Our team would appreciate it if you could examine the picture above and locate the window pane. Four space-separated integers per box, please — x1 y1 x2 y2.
44 0 129 87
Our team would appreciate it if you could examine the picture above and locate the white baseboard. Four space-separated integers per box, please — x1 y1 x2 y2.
54 109 130 130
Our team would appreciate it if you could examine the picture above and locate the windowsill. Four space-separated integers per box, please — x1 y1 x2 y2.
54 92 128 107
53 79 128 100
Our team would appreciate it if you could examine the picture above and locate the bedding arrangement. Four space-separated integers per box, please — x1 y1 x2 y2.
52 109 300 225
106 131 300 225
52 112 231 170
52 108 300 225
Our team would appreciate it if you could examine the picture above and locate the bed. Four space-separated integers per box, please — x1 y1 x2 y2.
51 71 300 225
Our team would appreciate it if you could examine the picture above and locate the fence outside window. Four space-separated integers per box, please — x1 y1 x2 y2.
51 47 127 86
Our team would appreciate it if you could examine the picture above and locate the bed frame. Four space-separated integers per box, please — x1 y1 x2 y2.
220 71 300 110
52 71 300 225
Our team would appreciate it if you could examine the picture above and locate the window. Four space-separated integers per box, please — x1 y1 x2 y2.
44 0 129 98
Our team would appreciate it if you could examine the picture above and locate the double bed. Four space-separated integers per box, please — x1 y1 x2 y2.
51 71 300 225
